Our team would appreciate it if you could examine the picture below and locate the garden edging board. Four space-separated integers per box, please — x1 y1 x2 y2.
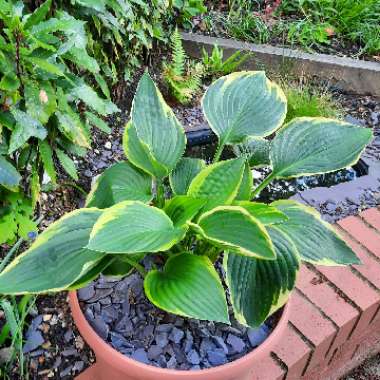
251 207 380 380
181 32 380 97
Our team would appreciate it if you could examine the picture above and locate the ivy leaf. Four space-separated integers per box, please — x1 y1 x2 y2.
8 110 47 154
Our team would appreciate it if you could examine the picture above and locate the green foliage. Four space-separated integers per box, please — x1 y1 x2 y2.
172 0 207 28
279 0 380 54
163 29 203 104
0 0 119 244
201 45 251 78
284 83 342 123
0 71 372 330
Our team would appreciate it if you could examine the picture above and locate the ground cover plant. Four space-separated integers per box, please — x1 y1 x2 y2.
0 71 372 334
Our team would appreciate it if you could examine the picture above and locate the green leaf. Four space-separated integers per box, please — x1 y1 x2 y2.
87 201 186 254
65 47 100 74
0 72 20 92
187 158 245 212
202 71 287 144
273 200 360 265
55 148 78 180
0 156 21 188
235 163 252 201
195 206 276 259
164 196 206 227
25 57 64 76
0 209 105 294
56 89 90 147
233 201 288 225
101 256 134 278
271 118 373 179
123 122 168 178
25 81 57 124
85 111 111 134
0 300 18 339
86 161 153 209
71 81 119 116
23 0 52 29
144 253 229 323
94 73 110 99
233 137 270 168
131 72 186 177
169 157 205 195
38 140 57 184
225 226 300 327
8 109 47 154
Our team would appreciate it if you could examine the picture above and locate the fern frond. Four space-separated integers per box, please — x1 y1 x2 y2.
170 29 186 78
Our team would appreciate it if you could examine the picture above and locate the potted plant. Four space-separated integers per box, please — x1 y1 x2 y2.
0 71 372 380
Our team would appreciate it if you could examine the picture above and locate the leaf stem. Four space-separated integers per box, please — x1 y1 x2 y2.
213 142 225 163
155 178 165 208
122 257 147 278
251 172 276 199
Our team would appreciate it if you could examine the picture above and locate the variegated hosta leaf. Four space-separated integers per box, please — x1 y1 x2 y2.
123 122 168 179
233 137 270 168
87 201 186 254
202 71 287 145
0 156 21 188
225 226 300 327
164 196 206 227
0 209 105 294
235 163 253 201
195 206 276 260
85 161 153 209
131 72 186 178
271 118 373 179
144 253 229 323
169 157 205 195
233 201 288 225
273 200 360 265
187 157 245 212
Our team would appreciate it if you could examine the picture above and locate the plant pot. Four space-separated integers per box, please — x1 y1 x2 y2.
69 290 290 380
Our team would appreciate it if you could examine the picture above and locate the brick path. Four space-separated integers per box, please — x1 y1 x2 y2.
253 207 380 380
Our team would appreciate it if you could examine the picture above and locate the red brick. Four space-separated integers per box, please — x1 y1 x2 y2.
296 266 359 358
361 208 380 231
338 216 380 259
336 227 380 290
289 292 336 370
250 354 285 380
271 323 311 379
316 264 380 338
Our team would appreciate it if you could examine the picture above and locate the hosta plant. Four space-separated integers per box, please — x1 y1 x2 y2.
0 71 372 329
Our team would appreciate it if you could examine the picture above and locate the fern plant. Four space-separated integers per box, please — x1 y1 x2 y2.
163 29 203 104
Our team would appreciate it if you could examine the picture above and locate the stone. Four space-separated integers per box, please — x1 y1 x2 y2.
227 334 246 354
167 356 177 369
91 316 109 340
73 361 85 372
212 336 229 354
62 348 78 357
247 325 270 347
156 332 169 348
78 285 95 302
131 348 149 364
169 327 185 344
207 349 227 366
187 349 200 365
156 324 173 333
104 141 112 150
64 329 73 343
23 331 44 353
60 366 73 377
147 345 163 360
87 288 114 303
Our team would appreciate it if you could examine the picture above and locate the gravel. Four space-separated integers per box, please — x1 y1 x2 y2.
79 272 276 371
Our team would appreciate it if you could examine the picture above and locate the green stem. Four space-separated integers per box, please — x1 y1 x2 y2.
251 172 276 199
123 257 147 278
155 178 165 208
0 239 23 273
213 142 225 163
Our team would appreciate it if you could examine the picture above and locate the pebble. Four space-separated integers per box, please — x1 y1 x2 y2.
247 325 270 347
187 349 200 365
104 141 112 149
227 334 246 354
169 327 185 343
131 348 149 364
23 331 45 354
207 349 227 366
78 285 95 301
91 317 109 340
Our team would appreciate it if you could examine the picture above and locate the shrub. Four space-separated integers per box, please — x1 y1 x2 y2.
0 0 118 244
0 71 372 329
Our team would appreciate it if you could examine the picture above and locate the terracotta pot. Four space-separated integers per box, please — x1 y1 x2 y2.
69 291 290 380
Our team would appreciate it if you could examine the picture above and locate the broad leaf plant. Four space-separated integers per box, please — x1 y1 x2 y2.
0 71 372 328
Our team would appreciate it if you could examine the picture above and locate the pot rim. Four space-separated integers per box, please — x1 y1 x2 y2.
69 290 290 377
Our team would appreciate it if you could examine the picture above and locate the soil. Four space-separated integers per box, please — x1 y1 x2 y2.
0 70 379 379
343 353 380 379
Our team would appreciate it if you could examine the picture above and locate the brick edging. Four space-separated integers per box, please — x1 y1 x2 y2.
181 32 380 96
254 207 380 380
